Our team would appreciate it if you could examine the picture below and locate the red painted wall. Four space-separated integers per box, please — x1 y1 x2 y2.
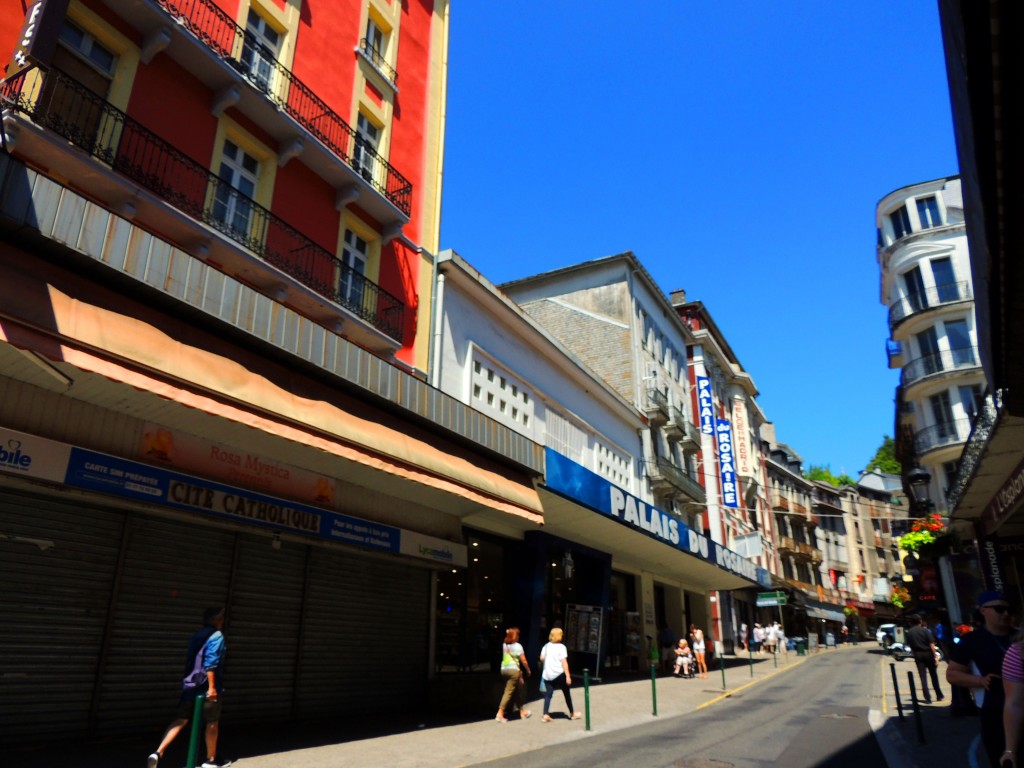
126 56 218 164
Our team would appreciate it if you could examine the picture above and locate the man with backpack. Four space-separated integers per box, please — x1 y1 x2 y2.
147 607 229 768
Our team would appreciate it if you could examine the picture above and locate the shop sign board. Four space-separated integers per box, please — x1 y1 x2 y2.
757 591 787 607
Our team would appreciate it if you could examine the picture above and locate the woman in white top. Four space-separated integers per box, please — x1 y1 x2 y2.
539 628 581 722
691 625 708 679
496 627 531 722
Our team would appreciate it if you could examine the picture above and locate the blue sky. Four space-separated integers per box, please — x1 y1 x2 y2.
438 2 959 476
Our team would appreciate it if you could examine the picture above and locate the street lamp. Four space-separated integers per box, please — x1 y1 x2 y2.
907 464 933 512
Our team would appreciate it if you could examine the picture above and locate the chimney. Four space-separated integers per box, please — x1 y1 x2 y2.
669 289 687 306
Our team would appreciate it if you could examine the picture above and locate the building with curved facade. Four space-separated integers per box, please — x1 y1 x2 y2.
877 176 982 512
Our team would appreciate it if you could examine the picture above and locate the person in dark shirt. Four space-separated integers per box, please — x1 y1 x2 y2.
906 613 943 702
948 591 1016 768
148 607 229 768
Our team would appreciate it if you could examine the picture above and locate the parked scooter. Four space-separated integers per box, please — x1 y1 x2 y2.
889 640 944 663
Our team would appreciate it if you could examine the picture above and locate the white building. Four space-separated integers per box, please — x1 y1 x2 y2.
877 176 982 510
428 250 763 676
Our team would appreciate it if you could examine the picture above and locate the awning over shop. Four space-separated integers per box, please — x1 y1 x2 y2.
0 264 544 525
804 599 846 623
539 449 767 592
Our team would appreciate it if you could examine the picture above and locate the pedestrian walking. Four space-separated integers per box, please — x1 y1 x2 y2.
753 623 764 654
739 622 748 652
947 591 1016 767
147 607 229 768
906 613 944 703
1000 634 1024 767
539 628 582 722
495 627 531 722
691 625 708 679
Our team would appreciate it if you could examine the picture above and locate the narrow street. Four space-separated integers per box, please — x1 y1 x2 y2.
480 646 888 768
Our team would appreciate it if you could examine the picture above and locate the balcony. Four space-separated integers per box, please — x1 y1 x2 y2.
644 388 670 425
888 281 973 331
645 457 706 504
357 38 398 84
913 418 973 456
664 404 701 450
2 67 404 344
102 0 411 223
778 536 822 563
771 494 790 512
901 346 982 389
829 560 849 573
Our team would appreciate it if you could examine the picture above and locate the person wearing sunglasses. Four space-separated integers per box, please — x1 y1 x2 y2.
947 591 1016 767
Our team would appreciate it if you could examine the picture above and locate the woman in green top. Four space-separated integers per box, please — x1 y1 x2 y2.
496 627 532 722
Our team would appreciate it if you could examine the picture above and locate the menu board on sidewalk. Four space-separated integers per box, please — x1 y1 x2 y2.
565 604 603 654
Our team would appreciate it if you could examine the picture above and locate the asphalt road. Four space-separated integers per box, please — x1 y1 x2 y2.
478 647 886 768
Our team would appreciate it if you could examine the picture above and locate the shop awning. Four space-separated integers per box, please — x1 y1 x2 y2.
0 265 544 526
804 599 846 623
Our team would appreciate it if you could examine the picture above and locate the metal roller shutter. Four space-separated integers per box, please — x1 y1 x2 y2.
296 547 430 717
0 489 122 744
95 515 235 737
224 534 307 722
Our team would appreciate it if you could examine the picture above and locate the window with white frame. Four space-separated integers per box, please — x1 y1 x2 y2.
889 204 912 241
240 8 281 93
212 139 259 237
353 112 381 184
340 228 368 309
58 19 117 77
916 196 942 230
470 355 534 434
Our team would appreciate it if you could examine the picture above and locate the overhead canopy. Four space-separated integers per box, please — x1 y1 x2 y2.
0 257 544 527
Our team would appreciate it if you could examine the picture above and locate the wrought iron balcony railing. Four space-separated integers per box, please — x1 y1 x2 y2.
888 281 972 329
359 38 398 83
645 458 706 504
901 345 981 388
152 0 411 215
2 67 404 341
913 418 973 456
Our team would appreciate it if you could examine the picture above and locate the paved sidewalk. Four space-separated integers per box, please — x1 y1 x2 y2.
870 652 986 768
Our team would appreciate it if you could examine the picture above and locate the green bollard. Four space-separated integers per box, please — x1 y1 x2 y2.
185 694 205 768
773 647 778 668
650 662 658 716
583 668 591 731
748 642 754 677
719 649 727 689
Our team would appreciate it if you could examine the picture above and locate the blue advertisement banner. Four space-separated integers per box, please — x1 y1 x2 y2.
0 425 467 566
65 448 400 552
697 376 715 434
544 448 757 583
715 419 739 508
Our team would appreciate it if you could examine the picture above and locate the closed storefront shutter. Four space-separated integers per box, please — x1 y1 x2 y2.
225 534 307 722
0 489 122 744
296 548 430 717
96 515 236 737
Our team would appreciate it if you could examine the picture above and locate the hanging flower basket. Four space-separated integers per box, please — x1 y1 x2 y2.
899 514 953 555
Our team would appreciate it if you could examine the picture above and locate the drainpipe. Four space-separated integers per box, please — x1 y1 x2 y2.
428 252 445 388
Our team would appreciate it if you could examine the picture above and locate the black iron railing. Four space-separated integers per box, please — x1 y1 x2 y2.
913 418 972 455
2 67 405 341
901 346 980 387
153 0 411 215
359 38 398 83
888 281 972 328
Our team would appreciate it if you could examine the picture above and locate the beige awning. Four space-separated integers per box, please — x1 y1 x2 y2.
0 267 543 524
